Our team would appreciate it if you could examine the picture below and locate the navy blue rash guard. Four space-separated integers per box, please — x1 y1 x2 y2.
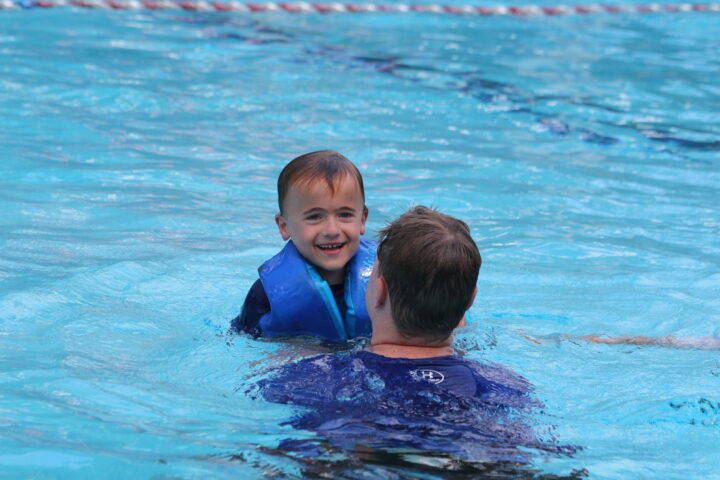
251 351 575 464
230 279 347 337
257 350 534 403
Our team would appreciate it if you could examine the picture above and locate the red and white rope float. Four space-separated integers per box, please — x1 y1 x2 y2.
0 0 718 14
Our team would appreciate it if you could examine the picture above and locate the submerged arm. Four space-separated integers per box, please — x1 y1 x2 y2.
520 331 720 350
580 334 720 350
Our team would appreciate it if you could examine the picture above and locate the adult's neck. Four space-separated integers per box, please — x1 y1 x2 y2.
369 340 453 359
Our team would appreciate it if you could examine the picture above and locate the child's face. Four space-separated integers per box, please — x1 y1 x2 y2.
275 175 368 284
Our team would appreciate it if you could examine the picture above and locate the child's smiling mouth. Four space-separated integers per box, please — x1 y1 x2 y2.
316 242 346 254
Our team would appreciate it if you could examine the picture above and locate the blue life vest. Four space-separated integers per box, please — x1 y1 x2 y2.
257 239 377 342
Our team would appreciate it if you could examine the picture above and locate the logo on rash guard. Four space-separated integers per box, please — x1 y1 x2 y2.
411 369 445 384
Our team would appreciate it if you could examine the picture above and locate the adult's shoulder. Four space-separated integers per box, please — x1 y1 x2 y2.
257 352 363 405
459 357 539 409
464 358 533 393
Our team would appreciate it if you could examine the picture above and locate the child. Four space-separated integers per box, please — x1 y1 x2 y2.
231 150 376 342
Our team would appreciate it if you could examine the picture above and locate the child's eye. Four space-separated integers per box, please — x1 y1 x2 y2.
305 214 322 222
339 212 355 219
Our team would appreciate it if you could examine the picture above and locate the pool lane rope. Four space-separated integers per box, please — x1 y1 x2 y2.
1 0 719 13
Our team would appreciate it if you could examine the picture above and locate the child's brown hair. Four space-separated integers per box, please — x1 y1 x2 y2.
277 150 365 214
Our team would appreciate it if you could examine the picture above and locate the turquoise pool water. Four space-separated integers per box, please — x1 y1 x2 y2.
1 3 718 479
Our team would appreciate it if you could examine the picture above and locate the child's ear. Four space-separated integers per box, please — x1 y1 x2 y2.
275 214 291 241
360 206 369 235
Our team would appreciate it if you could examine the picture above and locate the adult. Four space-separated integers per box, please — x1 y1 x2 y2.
251 206 575 471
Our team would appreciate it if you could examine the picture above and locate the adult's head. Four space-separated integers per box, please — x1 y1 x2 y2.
276 150 366 215
368 206 482 344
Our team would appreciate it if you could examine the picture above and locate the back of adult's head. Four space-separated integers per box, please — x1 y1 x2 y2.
376 206 481 342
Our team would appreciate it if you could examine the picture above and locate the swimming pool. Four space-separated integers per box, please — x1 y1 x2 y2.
1 2 718 478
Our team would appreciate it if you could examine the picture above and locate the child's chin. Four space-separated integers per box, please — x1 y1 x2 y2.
314 253 349 271
316 257 346 270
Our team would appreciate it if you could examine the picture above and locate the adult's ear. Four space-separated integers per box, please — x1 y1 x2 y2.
375 275 388 308
275 214 291 241
467 287 478 311
457 288 478 328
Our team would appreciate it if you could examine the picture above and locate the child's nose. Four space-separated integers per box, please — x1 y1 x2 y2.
323 217 340 237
